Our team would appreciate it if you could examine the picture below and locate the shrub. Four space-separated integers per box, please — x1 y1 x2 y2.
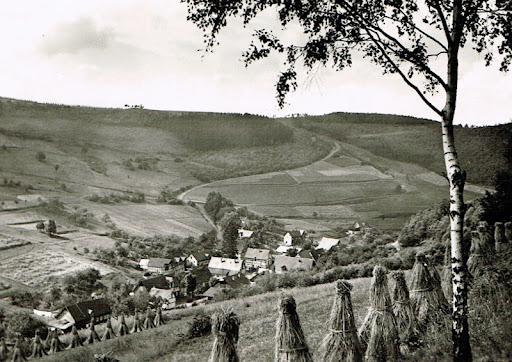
36 151 46 162
185 313 212 338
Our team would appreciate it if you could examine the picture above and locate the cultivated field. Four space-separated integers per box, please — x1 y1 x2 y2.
0 247 116 289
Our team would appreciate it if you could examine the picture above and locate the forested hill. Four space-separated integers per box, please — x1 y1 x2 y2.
291 112 512 185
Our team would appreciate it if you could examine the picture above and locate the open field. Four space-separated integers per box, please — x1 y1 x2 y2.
0 246 117 289
183 141 482 232
75 203 213 238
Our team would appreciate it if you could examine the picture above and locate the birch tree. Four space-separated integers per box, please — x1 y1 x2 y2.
182 1 510 360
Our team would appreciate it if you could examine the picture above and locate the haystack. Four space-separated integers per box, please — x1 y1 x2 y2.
505 221 512 243
143 307 155 329
208 308 240 362
390 271 421 353
426 256 450 314
0 337 8 360
118 314 130 336
495 222 508 252
48 331 64 354
153 307 164 327
320 280 363 362
43 328 52 349
441 244 452 301
275 295 313 362
358 266 400 361
131 310 143 333
67 325 83 349
468 230 492 276
10 335 27 362
86 315 101 344
102 317 116 341
30 330 47 358
478 221 495 254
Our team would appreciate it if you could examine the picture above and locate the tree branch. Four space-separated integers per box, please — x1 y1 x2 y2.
366 28 443 117
432 0 452 45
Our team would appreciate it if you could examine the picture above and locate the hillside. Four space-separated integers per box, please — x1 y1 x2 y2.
292 112 512 185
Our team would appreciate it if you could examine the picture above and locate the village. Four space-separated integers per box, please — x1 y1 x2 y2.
24 219 369 337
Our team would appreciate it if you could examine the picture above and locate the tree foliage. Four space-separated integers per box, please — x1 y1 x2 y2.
220 211 241 258
204 191 234 224
184 0 511 109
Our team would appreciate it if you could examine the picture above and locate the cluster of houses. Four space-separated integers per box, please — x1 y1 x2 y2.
34 225 361 332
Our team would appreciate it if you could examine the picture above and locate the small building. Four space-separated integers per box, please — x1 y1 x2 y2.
238 229 254 238
223 273 251 289
283 230 305 246
243 248 271 269
274 255 314 274
147 258 173 274
139 259 150 270
54 298 111 331
315 237 340 251
202 284 224 300
208 257 243 276
187 252 209 267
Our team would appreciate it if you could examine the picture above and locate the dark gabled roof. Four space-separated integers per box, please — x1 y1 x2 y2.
63 298 111 323
289 230 303 237
223 274 250 288
298 249 320 261
135 275 169 291
148 258 172 268
190 252 209 262
202 284 224 299
274 255 314 272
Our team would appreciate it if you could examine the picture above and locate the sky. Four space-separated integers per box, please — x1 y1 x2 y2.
0 1 510 126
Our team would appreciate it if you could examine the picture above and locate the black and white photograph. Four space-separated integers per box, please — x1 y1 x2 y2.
0 1 511 361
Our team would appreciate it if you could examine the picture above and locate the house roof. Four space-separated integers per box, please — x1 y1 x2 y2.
202 284 224 299
139 259 149 268
316 237 340 251
274 255 314 272
208 257 243 276
275 245 302 254
148 258 172 268
298 249 321 260
135 275 169 291
189 252 209 262
238 229 254 238
61 298 111 324
223 274 250 288
149 288 175 301
244 248 270 260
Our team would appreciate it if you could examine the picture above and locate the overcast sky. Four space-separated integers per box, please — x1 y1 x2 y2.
0 1 510 126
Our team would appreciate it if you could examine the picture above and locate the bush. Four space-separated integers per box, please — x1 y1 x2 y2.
10 290 42 309
36 151 46 162
185 313 211 338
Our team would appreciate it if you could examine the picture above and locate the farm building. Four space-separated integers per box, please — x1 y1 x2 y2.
274 255 314 274
146 258 173 274
187 252 209 267
202 273 250 300
243 248 271 269
202 284 224 300
208 257 244 276
315 237 340 251
283 230 305 246
52 298 111 331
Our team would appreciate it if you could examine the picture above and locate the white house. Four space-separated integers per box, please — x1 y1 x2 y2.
315 237 340 251
208 257 244 276
139 259 149 270
186 252 209 267
283 230 305 246
149 288 176 309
